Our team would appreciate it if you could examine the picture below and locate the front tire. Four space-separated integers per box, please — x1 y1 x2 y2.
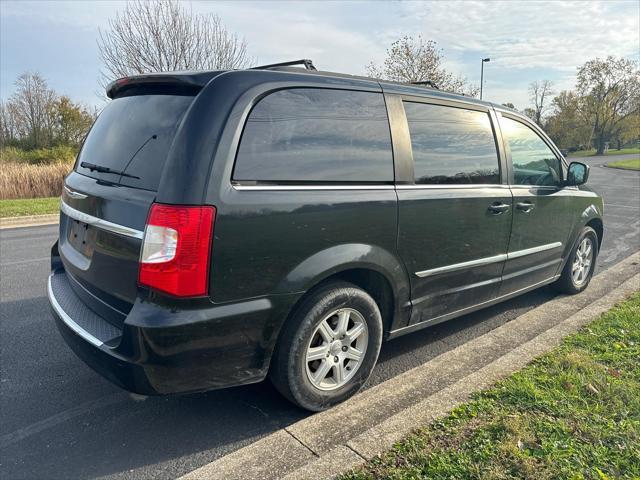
269 281 383 411
554 226 598 294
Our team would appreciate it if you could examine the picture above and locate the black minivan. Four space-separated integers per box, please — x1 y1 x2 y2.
49 61 604 411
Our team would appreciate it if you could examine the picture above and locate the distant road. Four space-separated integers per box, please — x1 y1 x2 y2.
1 154 638 480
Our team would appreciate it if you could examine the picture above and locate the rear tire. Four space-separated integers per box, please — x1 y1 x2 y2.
553 226 598 294
269 281 383 411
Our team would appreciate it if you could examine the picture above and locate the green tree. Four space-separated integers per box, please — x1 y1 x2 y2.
576 56 640 155
545 90 592 150
51 96 96 147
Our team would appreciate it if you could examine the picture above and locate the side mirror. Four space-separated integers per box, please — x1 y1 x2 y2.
566 162 589 186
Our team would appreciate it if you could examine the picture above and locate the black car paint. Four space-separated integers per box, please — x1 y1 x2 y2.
50 68 604 396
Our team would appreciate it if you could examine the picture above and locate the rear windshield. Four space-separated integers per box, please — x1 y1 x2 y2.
75 94 194 191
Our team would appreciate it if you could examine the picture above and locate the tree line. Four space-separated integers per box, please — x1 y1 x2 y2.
2 0 637 158
521 57 639 154
0 73 96 151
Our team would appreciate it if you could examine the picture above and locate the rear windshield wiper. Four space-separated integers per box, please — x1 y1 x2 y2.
80 162 140 179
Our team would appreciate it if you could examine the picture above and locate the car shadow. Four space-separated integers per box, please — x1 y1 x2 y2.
1 286 557 480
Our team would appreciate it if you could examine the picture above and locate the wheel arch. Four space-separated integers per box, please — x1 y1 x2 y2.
585 217 603 251
273 244 411 336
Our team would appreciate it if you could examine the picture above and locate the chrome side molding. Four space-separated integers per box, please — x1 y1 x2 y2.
415 242 563 278
506 242 563 260
415 253 507 278
60 201 144 240
232 184 395 191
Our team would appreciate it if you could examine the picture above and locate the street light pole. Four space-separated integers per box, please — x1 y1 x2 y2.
480 57 490 100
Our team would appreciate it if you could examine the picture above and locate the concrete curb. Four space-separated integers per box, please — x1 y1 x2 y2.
179 252 640 480
0 214 59 229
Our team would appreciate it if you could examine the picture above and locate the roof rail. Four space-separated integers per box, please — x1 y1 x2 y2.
410 80 439 89
252 59 317 71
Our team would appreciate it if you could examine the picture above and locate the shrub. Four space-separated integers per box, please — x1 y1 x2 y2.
0 162 72 199
0 145 77 165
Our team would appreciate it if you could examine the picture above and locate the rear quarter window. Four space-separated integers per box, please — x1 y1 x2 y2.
233 88 393 183
76 94 194 191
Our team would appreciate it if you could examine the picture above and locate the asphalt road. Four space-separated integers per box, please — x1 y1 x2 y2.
1 154 639 480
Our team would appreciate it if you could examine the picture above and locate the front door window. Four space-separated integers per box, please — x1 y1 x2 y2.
501 117 562 186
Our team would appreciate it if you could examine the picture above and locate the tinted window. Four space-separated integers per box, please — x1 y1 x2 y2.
404 102 500 185
501 117 562 186
233 89 393 182
76 94 194 191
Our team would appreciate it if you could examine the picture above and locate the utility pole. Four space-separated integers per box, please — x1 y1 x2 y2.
480 58 490 100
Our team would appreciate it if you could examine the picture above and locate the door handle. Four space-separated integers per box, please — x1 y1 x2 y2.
488 202 510 214
516 201 535 212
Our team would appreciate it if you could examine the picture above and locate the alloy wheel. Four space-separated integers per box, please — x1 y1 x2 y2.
571 237 593 287
304 308 368 391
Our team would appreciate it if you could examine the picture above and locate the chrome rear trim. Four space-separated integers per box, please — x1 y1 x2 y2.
60 201 144 240
48 274 103 348
63 186 88 199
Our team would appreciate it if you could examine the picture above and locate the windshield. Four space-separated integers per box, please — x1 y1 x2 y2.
75 94 194 191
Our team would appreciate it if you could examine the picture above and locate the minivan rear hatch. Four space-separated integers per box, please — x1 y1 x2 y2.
59 88 196 325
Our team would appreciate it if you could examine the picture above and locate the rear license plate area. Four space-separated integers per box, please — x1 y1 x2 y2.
67 219 97 258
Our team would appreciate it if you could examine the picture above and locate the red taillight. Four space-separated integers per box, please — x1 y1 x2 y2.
139 204 215 297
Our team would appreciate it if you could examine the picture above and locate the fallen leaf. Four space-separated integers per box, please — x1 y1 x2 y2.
587 383 600 395
608 368 621 378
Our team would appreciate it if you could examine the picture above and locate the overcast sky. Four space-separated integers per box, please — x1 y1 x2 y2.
1 0 638 110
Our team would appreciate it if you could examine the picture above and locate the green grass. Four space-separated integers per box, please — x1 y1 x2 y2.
341 293 640 480
569 147 640 158
0 197 60 218
606 158 640 171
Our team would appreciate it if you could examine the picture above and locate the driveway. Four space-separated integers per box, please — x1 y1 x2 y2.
1 154 638 480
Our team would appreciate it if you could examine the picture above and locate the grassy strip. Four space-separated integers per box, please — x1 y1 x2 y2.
569 148 640 157
606 158 640 171
342 293 640 480
0 197 60 218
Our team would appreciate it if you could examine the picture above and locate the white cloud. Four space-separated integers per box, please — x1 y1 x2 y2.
2 0 637 110
191 2 385 74
401 0 639 71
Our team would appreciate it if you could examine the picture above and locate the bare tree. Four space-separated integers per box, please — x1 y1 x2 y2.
366 36 479 96
528 80 554 126
576 56 640 155
98 0 251 85
0 101 20 146
10 72 57 148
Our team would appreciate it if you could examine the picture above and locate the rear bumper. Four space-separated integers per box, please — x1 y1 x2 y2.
48 269 299 395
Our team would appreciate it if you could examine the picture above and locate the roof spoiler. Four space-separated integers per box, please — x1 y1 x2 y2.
106 74 207 99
